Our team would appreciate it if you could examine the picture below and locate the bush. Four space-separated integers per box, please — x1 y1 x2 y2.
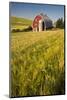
12 26 32 33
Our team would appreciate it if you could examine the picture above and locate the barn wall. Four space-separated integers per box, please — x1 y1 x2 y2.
39 20 42 32
33 27 37 32
44 20 53 28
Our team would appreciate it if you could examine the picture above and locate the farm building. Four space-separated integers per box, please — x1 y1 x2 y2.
32 13 53 32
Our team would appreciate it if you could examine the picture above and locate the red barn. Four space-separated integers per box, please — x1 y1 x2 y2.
32 13 53 32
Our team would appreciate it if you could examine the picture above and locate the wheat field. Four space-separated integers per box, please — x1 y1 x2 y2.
10 29 65 97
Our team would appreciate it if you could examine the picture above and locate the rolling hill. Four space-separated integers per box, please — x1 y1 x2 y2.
11 16 32 26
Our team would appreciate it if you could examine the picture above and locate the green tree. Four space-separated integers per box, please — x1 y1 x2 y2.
56 18 64 29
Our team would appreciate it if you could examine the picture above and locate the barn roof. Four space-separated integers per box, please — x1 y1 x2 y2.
40 13 51 21
32 15 42 28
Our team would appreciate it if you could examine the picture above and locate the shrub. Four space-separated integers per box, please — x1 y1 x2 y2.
12 26 32 33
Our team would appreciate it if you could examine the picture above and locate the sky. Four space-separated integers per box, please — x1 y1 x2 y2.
10 2 65 21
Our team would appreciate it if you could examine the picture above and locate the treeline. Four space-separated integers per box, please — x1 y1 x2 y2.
55 18 65 29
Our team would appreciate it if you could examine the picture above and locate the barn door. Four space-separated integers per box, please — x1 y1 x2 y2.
42 21 44 31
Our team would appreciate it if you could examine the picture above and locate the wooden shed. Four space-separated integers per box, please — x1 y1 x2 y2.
32 13 53 32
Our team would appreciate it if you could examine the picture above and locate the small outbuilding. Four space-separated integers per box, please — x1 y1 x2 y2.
32 13 53 32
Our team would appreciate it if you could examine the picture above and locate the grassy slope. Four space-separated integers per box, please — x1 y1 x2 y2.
10 29 65 97
11 16 32 30
11 16 32 25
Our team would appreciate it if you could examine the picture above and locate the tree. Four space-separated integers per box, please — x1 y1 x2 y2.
56 18 64 29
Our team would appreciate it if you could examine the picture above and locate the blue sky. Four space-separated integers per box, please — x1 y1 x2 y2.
10 2 65 21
